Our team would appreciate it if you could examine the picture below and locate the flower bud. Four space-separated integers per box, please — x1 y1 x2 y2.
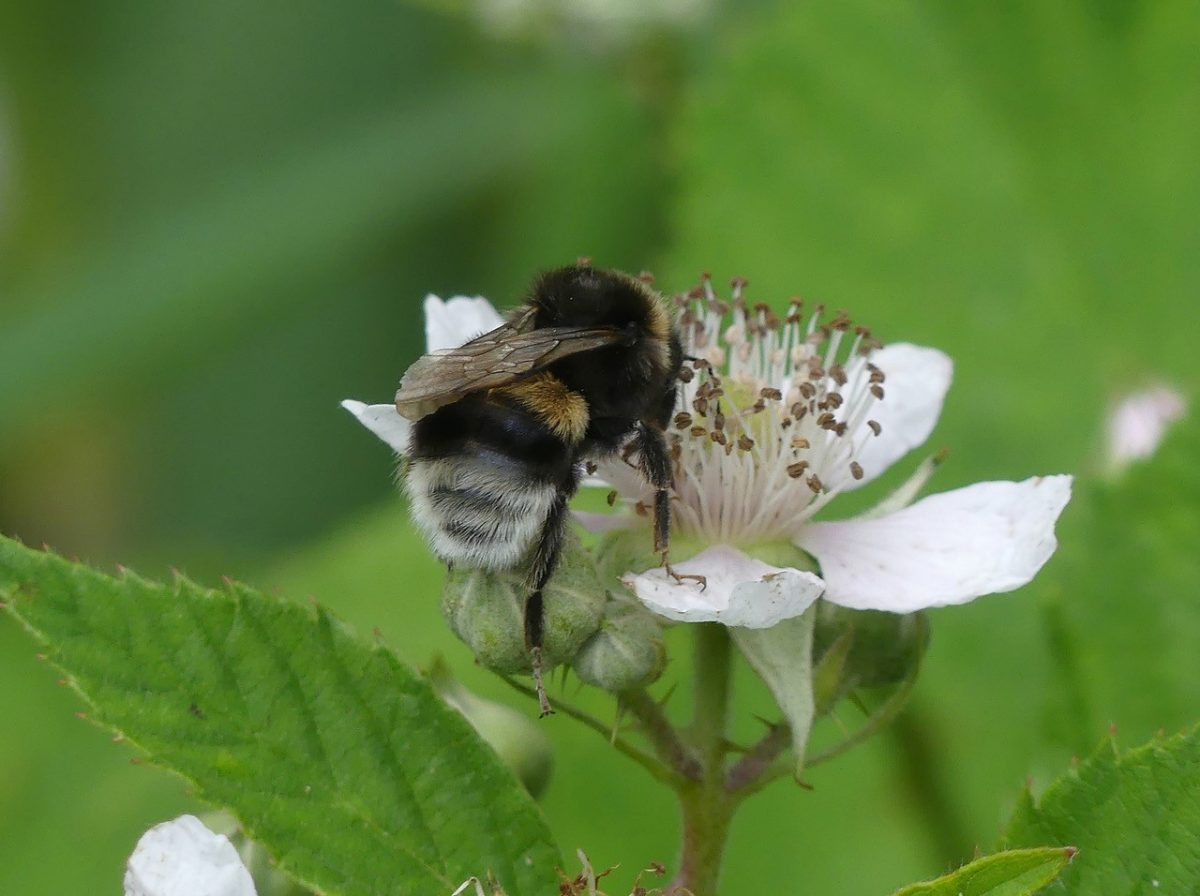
441 533 605 673
428 658 554 798
812 601 929 713
572 599 666 692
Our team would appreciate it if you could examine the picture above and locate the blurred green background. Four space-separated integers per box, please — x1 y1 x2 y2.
2 0 1198 893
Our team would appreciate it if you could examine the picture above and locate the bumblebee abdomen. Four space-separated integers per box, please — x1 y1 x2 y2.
406 393 576 571
406 454 557 570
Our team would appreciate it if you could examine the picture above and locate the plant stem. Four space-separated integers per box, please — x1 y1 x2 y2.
670 623 734 896
496 675 680 787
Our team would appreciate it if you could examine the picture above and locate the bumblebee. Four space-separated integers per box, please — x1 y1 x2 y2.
395 264 689 714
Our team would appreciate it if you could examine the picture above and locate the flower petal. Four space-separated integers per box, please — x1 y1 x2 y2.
1105 384 1187 473
847 343 953 490
124 815 257 896
424 295 505 352
341 400 410 454
798 475 1072 612
622 545 824 628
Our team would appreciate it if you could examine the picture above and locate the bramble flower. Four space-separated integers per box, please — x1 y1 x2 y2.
601 277 1071 626
1104 383 1187 474
124 815 256 896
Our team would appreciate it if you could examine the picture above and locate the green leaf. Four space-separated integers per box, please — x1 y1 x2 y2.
730 608 816 775
1005 727 1200 893
0 536 560 896
889 847 1073 896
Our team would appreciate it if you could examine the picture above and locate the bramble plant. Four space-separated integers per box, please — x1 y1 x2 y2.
1 278 1197 896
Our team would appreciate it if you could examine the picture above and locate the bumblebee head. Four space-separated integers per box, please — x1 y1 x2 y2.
530 265 669 342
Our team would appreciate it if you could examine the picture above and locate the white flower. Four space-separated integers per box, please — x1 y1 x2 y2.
342 280 1072 629
124 815 257 896
1104 384 1186 474
604 277 1072 626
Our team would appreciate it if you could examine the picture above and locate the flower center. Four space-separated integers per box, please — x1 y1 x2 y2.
665 275 886 543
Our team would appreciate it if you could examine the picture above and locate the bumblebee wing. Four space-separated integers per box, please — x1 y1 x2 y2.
394 323 624 420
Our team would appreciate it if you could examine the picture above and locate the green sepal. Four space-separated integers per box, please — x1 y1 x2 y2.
730 606 816 778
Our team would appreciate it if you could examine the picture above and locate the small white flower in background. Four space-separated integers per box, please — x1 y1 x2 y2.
124 815 257 896
1104 384 1187 474
343 280 1073 628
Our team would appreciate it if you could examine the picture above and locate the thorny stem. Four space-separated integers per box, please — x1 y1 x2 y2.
497 675 681 788
620 690 702 782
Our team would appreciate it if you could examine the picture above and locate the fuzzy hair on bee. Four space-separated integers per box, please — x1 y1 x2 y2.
394 263 691 715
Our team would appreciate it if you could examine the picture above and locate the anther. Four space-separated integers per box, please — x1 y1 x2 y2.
799 382 816 399
787 462 808 479
678 366 694 383
737 435 755 451
790 402 807 420
791 437 810 449
806 474 824 493
607 490 619 506
692 397 709 416
867 419 882 436
751 399 766 413
713 411 726 431
690 426 708 439
825 392 844 409
850 462 864 480
759 387 783 401
870 384 885 400
817 412 837 429
674 412 693 429
710 430 727 446
830 364 847 386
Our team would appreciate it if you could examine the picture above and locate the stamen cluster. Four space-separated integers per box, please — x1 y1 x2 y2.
662 275 887 543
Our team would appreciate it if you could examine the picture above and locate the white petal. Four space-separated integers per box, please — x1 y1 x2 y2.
424 295 505 352
341 400 411 454
623 545 824 629
847 343 953 490
798 475 1072 612
1105 384 1187 473
124 815 257 896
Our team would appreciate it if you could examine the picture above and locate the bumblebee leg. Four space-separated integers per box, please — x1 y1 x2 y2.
523 493 570 718
637 423 707 591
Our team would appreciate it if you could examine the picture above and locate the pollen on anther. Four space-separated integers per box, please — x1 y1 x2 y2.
806 474 824 493
787 462 808 479
711 430 727 446
737 435 755 452
791 437 810 450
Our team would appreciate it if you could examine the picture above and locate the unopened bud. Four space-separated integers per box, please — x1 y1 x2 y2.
428 658 553 798
441 534 605 674
573 600 666 692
